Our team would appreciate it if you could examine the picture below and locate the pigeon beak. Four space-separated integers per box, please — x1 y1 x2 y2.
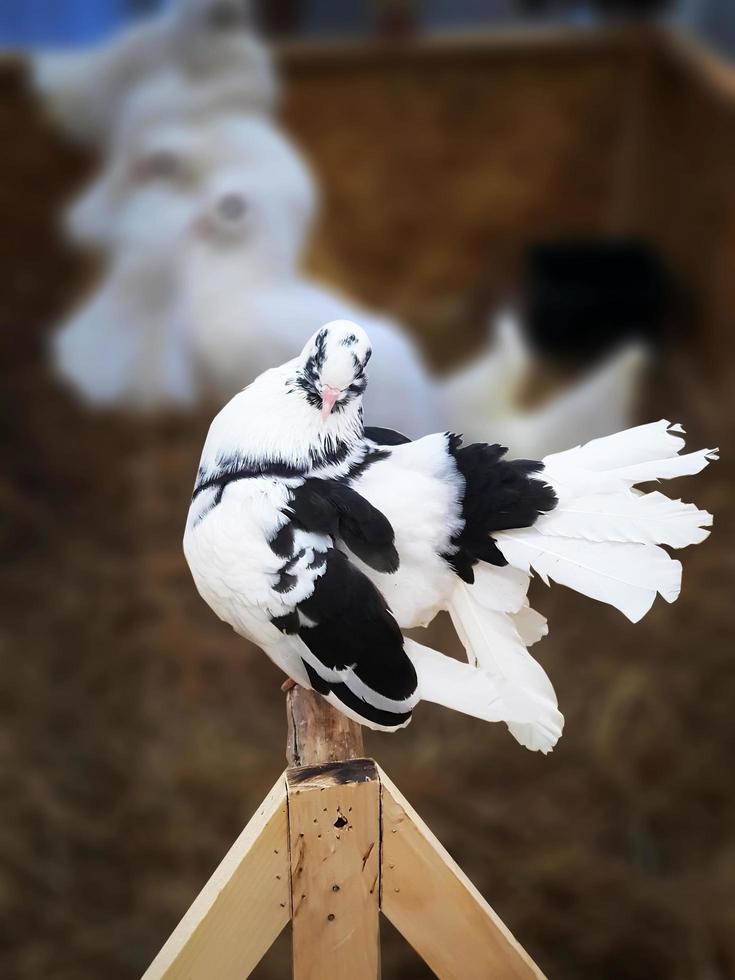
320 385 341 420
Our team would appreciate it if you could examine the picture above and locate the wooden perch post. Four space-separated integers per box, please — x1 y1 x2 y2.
286 689 379 980
286 683 364 767
143 686 546 979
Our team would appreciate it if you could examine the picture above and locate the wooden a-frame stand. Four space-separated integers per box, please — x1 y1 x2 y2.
143 687 545 979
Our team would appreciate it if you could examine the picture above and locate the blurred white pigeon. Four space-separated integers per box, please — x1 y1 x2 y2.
178 170 441 434
51 251 196 411
440 310 648 459
53 115 316 410
30 0 276 145
67 110 316 253
183 320 717 751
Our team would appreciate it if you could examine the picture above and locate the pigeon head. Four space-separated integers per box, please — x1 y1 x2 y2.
189 166 314 275
66 125 200 253
296 321 372 421
194 179 253 243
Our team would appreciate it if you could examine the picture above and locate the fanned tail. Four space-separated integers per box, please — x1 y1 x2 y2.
496 421 717 623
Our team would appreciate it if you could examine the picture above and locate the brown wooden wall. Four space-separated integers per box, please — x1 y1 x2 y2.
2 27 733 374
622 32 735 369
275 28 735 370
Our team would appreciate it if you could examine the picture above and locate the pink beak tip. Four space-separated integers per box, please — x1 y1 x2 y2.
320 386 341 420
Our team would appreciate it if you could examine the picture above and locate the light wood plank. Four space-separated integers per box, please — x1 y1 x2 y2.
143 774 290 980
379 766 546 980
288 760 381 980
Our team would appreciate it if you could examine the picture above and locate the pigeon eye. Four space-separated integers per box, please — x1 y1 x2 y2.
217 193 248 222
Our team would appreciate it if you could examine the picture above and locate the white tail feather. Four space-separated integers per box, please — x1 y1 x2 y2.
406 638 564 753
497 533 682 623
545 447 717 499
511 602 548 646
465 562 531 613
543 419 693 471
463 565 549 645
543 421 717 500
445 582 562 753
495 421 716 622
535 491 712 549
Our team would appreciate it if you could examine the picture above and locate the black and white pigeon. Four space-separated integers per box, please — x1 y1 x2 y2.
184 320 717 752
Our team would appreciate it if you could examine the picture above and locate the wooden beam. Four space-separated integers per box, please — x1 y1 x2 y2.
276 24 645 68
379 766 546 980
142 774 290 980
287 760 381 980
286 684 364 767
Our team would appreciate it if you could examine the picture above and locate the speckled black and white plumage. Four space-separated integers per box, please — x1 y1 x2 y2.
185 322 425 728
184 319 717 749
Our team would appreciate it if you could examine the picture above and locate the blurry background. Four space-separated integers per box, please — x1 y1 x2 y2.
1 2 734 978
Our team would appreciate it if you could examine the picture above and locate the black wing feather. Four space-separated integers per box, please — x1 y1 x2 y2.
296 549 417 728
446 438 557 583
290 478 399 573
364 426 412 446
